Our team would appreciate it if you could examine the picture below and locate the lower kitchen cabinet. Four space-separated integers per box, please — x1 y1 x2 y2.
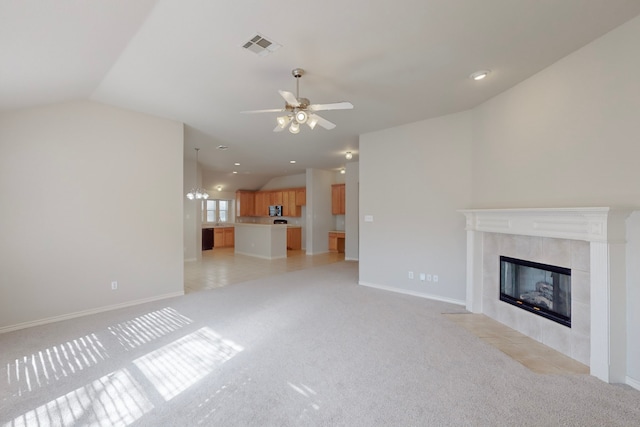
213 227 235 248
287 227 302 250
328 231 345 253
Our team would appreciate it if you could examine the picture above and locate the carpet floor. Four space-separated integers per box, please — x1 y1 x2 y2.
1 261 639 426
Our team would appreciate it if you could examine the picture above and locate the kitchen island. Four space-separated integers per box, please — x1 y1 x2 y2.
234 223 288 259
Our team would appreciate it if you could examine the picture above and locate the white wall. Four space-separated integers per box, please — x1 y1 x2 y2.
359 111 473 304
305 168 333 254
345 162 359 261
0 101 184 331
183 156 199 261
260 173 306 190
472 16 640 209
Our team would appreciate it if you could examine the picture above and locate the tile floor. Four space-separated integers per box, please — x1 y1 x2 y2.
184 247 345 293
444 313 589 374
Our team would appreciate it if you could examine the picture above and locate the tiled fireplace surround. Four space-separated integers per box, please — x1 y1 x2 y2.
461 208 630 384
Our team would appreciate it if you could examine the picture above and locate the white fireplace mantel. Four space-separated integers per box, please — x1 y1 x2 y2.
460 207 632 384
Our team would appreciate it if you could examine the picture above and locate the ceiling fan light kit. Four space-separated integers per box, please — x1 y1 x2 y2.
243 68 353 133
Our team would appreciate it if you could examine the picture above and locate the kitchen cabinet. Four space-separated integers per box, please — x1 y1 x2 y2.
254 192 269 216
239 187 306 218
223 227 235 247
328 231 345 253
295 188 306 206
214 227 235 247
235 190 255 217
287 227 302 250
332 184 345 215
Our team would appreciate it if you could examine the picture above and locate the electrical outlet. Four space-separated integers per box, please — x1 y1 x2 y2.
111 281 118 290
419 273 426 281
433 275 439 283
408 271 414 279
427 274 432 282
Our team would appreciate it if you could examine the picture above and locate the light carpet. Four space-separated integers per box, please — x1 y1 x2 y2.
1 261 639 426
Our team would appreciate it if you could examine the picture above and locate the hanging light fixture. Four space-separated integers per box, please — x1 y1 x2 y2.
289 121 300 134
186 148 209 200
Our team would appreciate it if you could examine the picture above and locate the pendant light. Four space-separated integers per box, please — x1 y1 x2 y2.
186 148 209 200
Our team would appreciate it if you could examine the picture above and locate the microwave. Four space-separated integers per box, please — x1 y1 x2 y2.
269 205 283 217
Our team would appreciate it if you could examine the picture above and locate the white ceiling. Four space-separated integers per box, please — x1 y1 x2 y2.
3 0 640 191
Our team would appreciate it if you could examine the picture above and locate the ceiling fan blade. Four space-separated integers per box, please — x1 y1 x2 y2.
241 108 285 114
278 90 300 107
309 114 336 130
308 101 353 111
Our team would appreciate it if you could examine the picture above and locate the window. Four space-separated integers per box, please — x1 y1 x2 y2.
203 200 230 223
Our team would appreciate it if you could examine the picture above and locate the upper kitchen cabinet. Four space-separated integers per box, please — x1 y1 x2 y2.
295 188 306 206
237 187 306 218
235 190 255 217
331 184 345 215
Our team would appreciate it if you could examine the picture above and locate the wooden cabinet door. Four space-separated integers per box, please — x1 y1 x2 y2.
282 191 290 216
328 232 337 252
287 228 302 250
214 228 224 247
224 228 234 247
254 192 268 216
282 190 302 216
235 191 254 217
295 188 306 206
331 184 345 215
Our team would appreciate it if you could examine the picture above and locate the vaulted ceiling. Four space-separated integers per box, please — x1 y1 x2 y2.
3 1 640 191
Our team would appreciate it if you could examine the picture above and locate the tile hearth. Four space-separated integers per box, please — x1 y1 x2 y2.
444 313 589 375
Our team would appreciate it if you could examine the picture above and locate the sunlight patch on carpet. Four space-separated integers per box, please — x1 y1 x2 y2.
133 327 243 401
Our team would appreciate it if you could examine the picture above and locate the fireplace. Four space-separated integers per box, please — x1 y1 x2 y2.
461 207 632 384
499 256 571 327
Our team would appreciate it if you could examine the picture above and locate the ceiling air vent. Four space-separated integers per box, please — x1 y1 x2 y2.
241 33 282 57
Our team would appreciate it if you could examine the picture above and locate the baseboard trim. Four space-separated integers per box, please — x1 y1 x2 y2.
358 281 465 306
184 257 197 262
345 257 359 261
626 376 640 391
0 291 185 335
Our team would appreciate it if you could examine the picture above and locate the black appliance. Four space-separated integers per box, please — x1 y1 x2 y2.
273 219 288 224
269 205 283 217
202 228 214 250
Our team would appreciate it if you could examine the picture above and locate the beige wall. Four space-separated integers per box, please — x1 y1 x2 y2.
472 15 640 208
0 101 184 331
359 111 473 303
472 13 640 384
359 14 640 385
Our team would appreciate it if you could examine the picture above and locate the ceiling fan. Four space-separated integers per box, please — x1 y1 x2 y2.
242 68 353 134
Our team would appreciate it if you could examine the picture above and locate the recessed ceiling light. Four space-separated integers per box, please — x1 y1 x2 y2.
233 171 238 174
470 70 490 81
234 162 240 166
345 151 353 160
289 160 296 164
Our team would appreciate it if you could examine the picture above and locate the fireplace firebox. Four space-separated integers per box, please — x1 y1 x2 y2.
499 256 571 327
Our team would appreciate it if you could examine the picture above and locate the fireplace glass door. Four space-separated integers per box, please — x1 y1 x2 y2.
500 256 571 327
